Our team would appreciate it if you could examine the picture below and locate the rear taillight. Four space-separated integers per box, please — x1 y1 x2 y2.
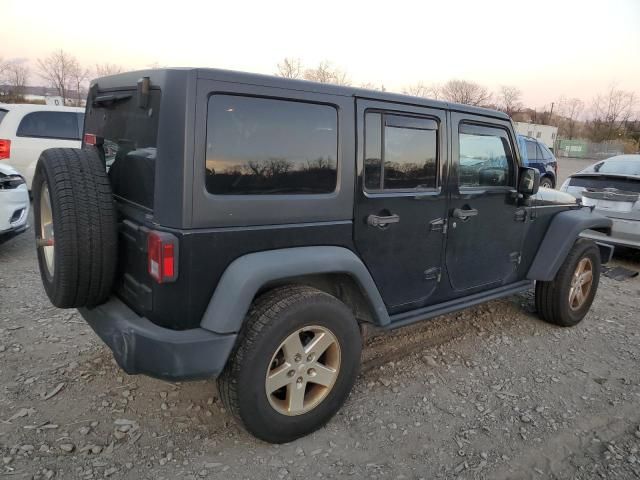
83 133 97 145
0 139 10 160
147 231 179 283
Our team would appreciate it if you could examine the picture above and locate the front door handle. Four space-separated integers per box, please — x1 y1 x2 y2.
367 214 400 228
452 208 478 220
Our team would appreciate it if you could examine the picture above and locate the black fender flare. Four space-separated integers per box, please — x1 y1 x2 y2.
199 246 390 334
527 208 612 282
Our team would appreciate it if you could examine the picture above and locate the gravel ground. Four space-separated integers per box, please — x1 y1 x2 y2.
1 212 639 480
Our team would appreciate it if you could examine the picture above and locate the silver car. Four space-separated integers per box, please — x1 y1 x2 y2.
560 154 640 249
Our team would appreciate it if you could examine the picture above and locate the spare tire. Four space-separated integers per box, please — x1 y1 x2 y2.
33 148 117 308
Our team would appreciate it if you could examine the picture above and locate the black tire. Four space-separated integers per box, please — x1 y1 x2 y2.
32 148 117 308
218 285 362 443
540 176 554 189
535 239 601 327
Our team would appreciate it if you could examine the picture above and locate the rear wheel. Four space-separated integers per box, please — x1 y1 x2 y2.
218 285 362 443
33 148 117 308
539 176 554 189
535 239 601 327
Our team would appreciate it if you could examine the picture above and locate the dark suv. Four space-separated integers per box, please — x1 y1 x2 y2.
32 68 612 443
517 134 558 188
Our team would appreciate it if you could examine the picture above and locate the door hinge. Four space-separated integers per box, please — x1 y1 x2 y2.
429 217 448 234
509 252 522 264
514 208 527 222
424 267 442 282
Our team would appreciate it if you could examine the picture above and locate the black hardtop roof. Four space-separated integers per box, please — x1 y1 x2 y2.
92 67 510 121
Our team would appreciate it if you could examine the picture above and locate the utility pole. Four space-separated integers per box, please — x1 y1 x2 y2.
549 102 554 125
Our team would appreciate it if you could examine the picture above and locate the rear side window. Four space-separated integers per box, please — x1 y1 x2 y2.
205 95 338 195
540 143 554 160
459 123 514 188
0 109 8 125
84 90 161 210
364 111 438 191
16 111 82 140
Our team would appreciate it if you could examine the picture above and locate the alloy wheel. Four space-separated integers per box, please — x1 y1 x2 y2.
265 325 341 416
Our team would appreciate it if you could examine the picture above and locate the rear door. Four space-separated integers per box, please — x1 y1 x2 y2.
445 113 527 292
83 89 162 315
353 99 448 314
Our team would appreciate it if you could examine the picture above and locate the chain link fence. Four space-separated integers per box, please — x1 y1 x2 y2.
556 139 625 159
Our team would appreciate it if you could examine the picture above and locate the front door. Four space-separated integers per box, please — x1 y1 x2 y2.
445 113 527 292
353 99 448 314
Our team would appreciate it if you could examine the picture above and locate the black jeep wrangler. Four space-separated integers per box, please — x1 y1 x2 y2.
32 68 613 443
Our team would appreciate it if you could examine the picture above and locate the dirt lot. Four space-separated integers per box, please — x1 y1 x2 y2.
1 209 640 480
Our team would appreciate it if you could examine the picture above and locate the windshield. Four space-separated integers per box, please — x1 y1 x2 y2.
580 155 640 177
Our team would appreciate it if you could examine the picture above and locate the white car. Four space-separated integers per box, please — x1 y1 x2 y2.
0 163 29 243
560 154 640 249
0 103 84 189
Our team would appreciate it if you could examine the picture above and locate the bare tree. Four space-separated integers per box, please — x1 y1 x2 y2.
276 57 303 79
402 82 441 99
589 84 637 141
557 97 584 139
70 63 91 106
37 50 80 104
441 79 492 107
360 82 386 92
303 60 351 86
95 63 123 77
4 61 30 99
0 57 7 79
496 85 523 116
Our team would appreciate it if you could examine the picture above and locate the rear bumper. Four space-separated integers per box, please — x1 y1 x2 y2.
581 217 640 249
78 298 237 381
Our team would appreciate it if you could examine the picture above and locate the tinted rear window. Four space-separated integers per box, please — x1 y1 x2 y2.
0 109 8 125
17 111 83 140
205 95 338 195
84 90 161 209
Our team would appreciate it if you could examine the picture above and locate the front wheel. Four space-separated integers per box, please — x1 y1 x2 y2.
535 239 601 327
217 285 362 443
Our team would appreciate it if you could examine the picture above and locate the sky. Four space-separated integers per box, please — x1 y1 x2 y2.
1 0 639 111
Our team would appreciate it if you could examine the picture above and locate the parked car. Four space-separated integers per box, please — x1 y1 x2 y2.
0 163 29 243
0 103 84 189
560 154 640 249
32 69 612 443
517 134 558 188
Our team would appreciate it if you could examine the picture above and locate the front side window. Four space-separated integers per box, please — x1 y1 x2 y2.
364 112 438 191
459 124 514 188
205 95 338 195
17 111 81 140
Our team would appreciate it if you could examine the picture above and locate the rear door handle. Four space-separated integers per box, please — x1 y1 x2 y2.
367 214 400 228
452 208 478 219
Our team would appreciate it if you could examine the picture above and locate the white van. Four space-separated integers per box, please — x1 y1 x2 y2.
0 104 84 189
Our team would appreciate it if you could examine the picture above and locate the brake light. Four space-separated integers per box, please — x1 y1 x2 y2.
0 139 10 160
84 133 97 145
147 231 178 283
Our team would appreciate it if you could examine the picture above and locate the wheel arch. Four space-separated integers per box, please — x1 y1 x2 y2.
199 246 390 334
527 208 612 282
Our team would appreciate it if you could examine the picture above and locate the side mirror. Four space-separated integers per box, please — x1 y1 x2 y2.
518 167 540 196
